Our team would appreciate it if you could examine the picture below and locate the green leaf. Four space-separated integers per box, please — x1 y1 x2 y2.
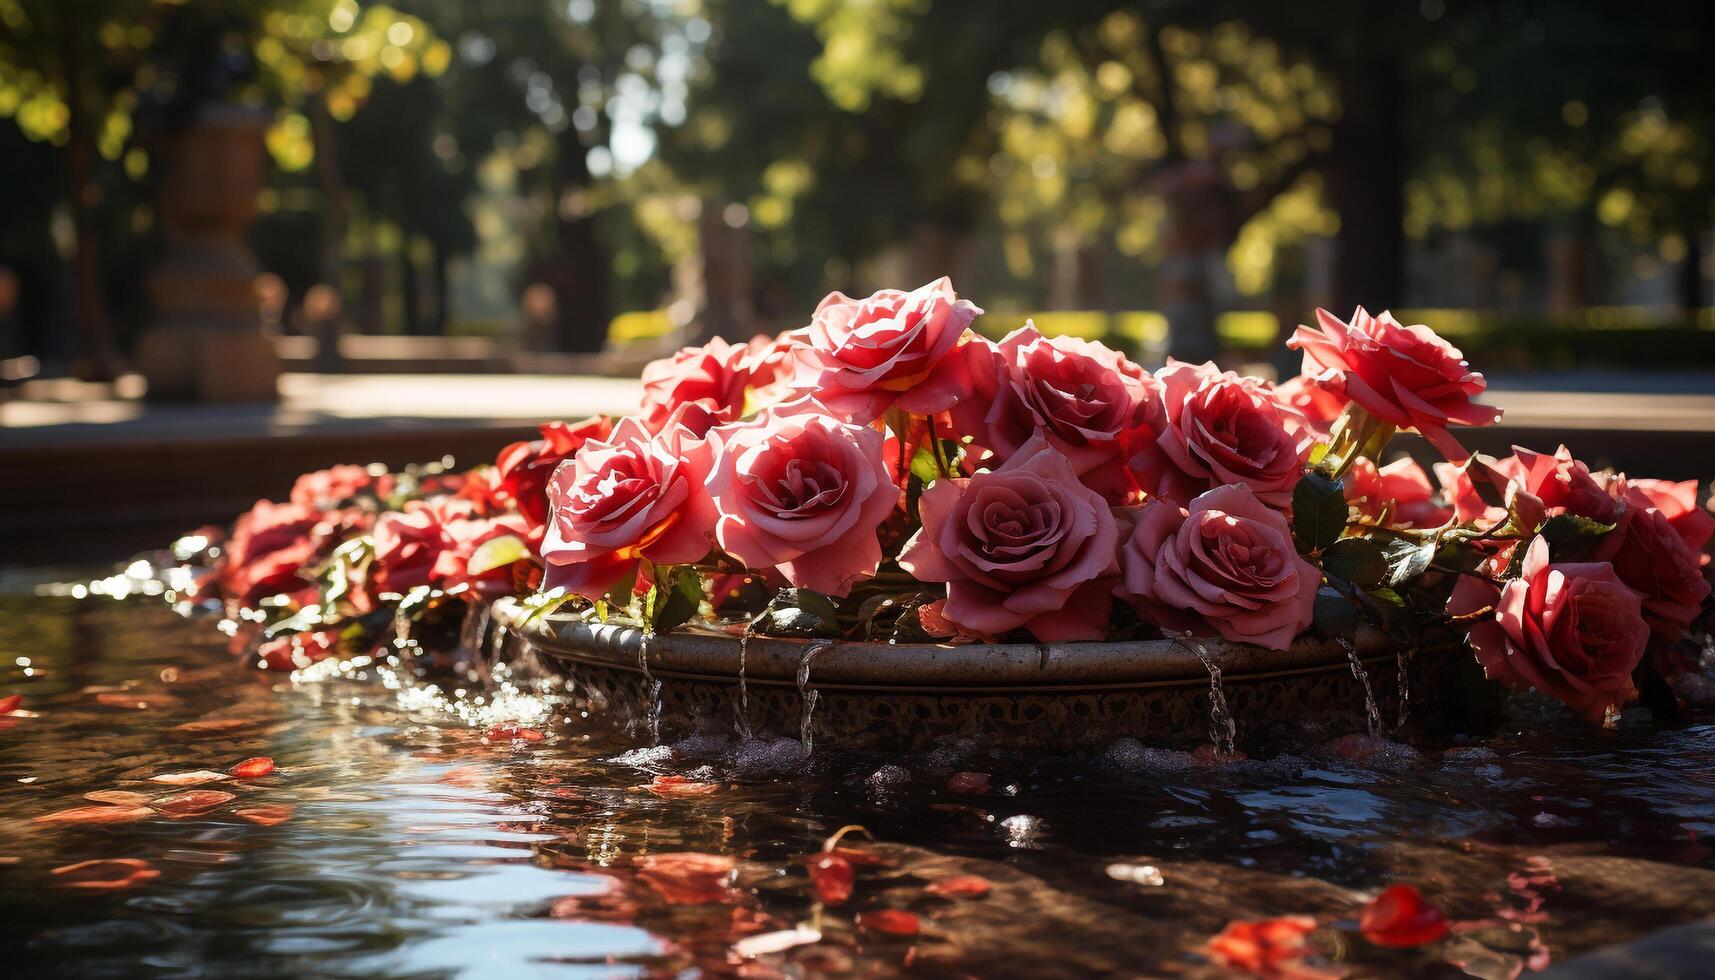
316 536 374 610
519 588 574 626
1321 537 1388 588
1292 472 1349 551
1381 537 1437 586
1539 513 1615 561
1433 540 1488 573
647 565 704 634
1312 585 1359 640
909 443 942 484
468 534 530 575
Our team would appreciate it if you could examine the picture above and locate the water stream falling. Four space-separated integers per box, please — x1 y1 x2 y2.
1396 645 1414 730
1178 635 1236 759
795 640 834 755
735 622 755 739
638 630 662 745
1339 637 1384 736
393 607 414 652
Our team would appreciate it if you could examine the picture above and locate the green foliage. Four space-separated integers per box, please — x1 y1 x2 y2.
1311 585 1358 640
1320 537 1387 589
644 565 705 635
1381 537 1437 587
1292 472 1348 551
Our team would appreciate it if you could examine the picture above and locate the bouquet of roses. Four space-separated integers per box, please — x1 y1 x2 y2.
193 278 1712 726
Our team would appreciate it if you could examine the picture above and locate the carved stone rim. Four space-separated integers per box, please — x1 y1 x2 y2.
492 598 1456 693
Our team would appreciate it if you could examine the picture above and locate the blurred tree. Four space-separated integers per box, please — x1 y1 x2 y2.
373 0 693 352
0 0 448 362
776 1 1688 349
1406 1 1715 316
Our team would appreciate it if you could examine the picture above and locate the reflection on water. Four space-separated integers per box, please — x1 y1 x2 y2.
2 589 1714 978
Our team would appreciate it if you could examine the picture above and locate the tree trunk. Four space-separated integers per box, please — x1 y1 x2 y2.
310 86 347 292
400 246 423 336
430 242 450 335
1678 224 1705 320
1325 58 1406 314
536 128 611 354
61 20 120 380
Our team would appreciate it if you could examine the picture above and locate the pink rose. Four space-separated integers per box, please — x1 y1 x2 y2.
947 324 1164 501
898 438 1119 642
705 404 899 596
742 330 807 412
1449 537 1648 723
1289 307 1501 460
639 338 753 432
1593 503 1710 663
792 277 982 423
494 416 613 533
540 411 717 600
1344 457 1451 528
1613 477 1714 558
1116 484 1319 651
1136 360 1312 510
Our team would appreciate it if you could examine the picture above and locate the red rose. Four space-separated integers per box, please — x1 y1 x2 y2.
494 417 613 533
898 438 1119 642
1275 375 1346 434
1449 537 1649 724
435 512 534 599
948 324 1164 501
1116 484 1319 651
1344 457 1451 529
791 277 982 423
371 498 470 596
1612 477 1714 559
1436 445 1616 529
1289 307 1501 460
1138 360 1312 510
1593 503 1710 665
221 500 320 607
290 465 388 510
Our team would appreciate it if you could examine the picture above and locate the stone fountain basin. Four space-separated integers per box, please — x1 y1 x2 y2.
490 597 1465 750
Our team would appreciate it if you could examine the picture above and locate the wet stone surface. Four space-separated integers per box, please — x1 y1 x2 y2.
2 587 1714 978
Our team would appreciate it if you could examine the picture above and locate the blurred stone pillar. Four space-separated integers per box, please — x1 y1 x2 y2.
135 106 281 402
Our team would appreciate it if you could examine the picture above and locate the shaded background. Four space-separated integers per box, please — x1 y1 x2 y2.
2 0 1713 386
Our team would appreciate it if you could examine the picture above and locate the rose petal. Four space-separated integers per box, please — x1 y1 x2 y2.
235 804 296 827
51 858 160 891
856 908 921 936
229 757 276 779
149 770 231 786
83 790 152 807
152 790 237 817
925 875 992 898
33 805 154 826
